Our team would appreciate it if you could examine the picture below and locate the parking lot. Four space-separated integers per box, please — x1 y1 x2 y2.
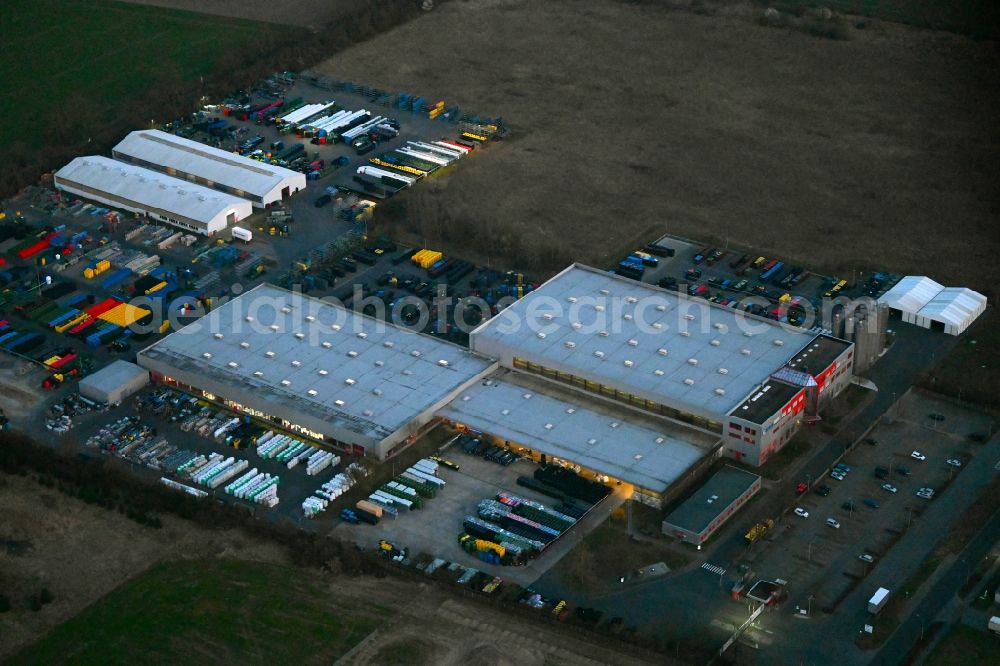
332 432 623 587
744 390 994 613
612 234 899 330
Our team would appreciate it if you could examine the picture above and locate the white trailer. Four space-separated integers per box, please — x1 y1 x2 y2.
232 226 252 243
356 166 416 187
341 116 385 142
305 109 349 132
408 141 462 159
867 587 890 614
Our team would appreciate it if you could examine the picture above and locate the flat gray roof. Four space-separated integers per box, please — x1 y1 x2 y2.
438 370 715 493
138 284 495 439
470 264 816 421
663 465 760 535
79 360 148 394
113 130 305 200
730 378 803 425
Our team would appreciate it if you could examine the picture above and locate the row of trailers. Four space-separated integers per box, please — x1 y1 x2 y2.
352 140 476 199
274 101 400 145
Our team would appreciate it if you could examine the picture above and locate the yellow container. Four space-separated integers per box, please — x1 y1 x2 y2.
98 303 151 327
159 320 170 334
419 251 442 269
84 268 95 279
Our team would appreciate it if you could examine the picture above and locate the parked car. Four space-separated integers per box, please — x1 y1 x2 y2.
875 466 889 480
863 437 878 446
896 466 911 477
881 483 898 494
928 413 945 421
911 451 927 461
863 499 881 509
814 485 832 497
859 554 875 563
796 482 808 494
794 507 809 518
826 518 841 529
835 463 852 473
945 458 962 467
831 470 846 481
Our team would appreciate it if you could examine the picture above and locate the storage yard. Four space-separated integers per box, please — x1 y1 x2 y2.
2 2 998 662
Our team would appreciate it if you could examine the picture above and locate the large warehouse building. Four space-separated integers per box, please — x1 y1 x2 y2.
470 264 855 466
113 129 306 207
137 284 496 459
54 156 253 236
879 276 987 336
438 370 719 507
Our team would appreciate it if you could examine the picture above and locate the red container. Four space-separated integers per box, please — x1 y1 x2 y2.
222 107 231 117
17 239 51 260
85 297 121 318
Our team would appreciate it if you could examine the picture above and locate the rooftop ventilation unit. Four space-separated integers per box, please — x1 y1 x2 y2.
683 314 695 321
202 352 212 359
345 378 356 385
522 393 533 399
594 304 605 312
655 437 665 444
741 348 751 356
656 305 667 312
307 389 318 397
652 322 664 330
714 323 728 332
593 351 605 359
462 395 471 401
718 367 729 374
687 358 699 365
501 409 510 415
269 324 279 332
294 332 305 340
773 339 785 346
715 388 726 396
245 315 254 322
347 350 358 358
680 331 691 337
253 371 263 378
599 289 610 296
281 307 291 314
318 370 328 376
564 341 576 349
571 322 583 330
654 369 665 376
567 296 577 303
544 423 554 430
291 360 301 367
362 409 374 417
374 360 384 367
410 350 422 357
566 408 576 414
624 360 634 367
213 333 223 339
683 378 695 386
537 332 546 339
628 339 639 347
623 313 633 321
402 370 413 376
265 351 275 358
322 342 332 349
610 422 620 428
598 330 609 337
588 438 598 445
542 313 553 321
239 342 250 349
372 388 383 396
383 340 393 348
711 339 721 346
331 324 342 332
743 331 754 337
634 454 643 461
626 296 638 304
356 332 367 339
280 379 291 386
438 359 450 367
305 315 315 322
334 399 345 407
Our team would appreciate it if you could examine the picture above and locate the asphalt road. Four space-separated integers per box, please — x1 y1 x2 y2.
871 504 1000 666
777 429 1000 666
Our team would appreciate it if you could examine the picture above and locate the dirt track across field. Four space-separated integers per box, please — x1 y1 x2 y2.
315 0 999 293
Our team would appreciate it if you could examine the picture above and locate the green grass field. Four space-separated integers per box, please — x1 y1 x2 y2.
925 624 999 666
9 559 388 664
0 0 287 151
762 0 1000 37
